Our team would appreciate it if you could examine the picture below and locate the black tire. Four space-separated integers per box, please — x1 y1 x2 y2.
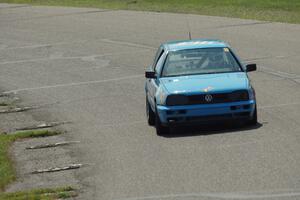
155 107 170 135
247 105 257 126
146 98 155 126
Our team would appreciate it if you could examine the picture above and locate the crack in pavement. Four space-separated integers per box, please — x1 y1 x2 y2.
0 106 34 114
16 121 71 131
26 141 80 150
31 163 83 174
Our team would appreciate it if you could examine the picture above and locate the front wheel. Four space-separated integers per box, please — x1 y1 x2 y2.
155 107 169 135
247 105 257 126
146 98 155 126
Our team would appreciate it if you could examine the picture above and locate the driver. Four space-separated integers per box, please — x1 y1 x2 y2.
206 51 226 68
196 50 226 69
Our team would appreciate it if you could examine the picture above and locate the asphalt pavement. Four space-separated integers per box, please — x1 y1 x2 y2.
1 3 300 200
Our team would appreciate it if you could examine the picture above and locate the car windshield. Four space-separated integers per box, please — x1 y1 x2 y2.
162 47 242 77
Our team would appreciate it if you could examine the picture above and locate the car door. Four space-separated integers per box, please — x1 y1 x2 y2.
147 47 165 108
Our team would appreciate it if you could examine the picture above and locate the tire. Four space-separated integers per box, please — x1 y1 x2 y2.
247 105 257 126
155 107 170 135
146 98 155 126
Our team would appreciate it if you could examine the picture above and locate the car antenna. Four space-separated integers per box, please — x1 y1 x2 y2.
185 15 192 40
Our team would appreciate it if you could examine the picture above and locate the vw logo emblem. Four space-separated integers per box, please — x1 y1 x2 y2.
205 94 213 102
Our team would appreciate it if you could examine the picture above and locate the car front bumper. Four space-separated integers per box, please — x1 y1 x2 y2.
157 100 256 126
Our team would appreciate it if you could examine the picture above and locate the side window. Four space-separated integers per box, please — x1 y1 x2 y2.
152 47 161 69
152 46 163 67
154 50 165 75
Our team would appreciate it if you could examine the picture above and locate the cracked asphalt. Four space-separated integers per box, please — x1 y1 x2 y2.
1 3 300 200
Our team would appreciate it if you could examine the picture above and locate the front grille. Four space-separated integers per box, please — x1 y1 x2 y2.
166 90 249 106
188 90 249 105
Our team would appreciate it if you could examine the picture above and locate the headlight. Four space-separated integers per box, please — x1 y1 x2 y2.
166 95 189 106
157 88 167 105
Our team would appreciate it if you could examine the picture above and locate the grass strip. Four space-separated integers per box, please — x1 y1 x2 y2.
0 130 61 191
0 186 76 200
0 0 300 23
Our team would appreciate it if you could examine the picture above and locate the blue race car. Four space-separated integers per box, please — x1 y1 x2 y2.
145 39 257 135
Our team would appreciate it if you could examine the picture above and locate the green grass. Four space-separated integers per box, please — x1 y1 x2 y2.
0 186 76 200
0 130 61 191
1 0 300 23
0 129 75 199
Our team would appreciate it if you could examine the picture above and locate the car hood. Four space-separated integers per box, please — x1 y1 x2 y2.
160 72 249 94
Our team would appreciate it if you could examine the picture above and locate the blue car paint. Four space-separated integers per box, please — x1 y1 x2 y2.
160 72 249 95
145 39 256 125
157 100 256 124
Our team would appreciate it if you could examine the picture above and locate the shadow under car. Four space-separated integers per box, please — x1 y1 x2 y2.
159 121 263 138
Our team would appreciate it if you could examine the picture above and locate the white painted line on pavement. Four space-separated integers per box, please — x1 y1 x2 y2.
259 66 300 79
0 42 70 51
0 50 149 65
0 56 92 65
2 74 143 94
246 64 300 80
101 39 156 50
244 55 292 62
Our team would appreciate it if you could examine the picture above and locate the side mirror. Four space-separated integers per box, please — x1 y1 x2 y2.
145 71 156 79
246 64 257 72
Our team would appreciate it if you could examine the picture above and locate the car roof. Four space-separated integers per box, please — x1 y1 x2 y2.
163 39 229 51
